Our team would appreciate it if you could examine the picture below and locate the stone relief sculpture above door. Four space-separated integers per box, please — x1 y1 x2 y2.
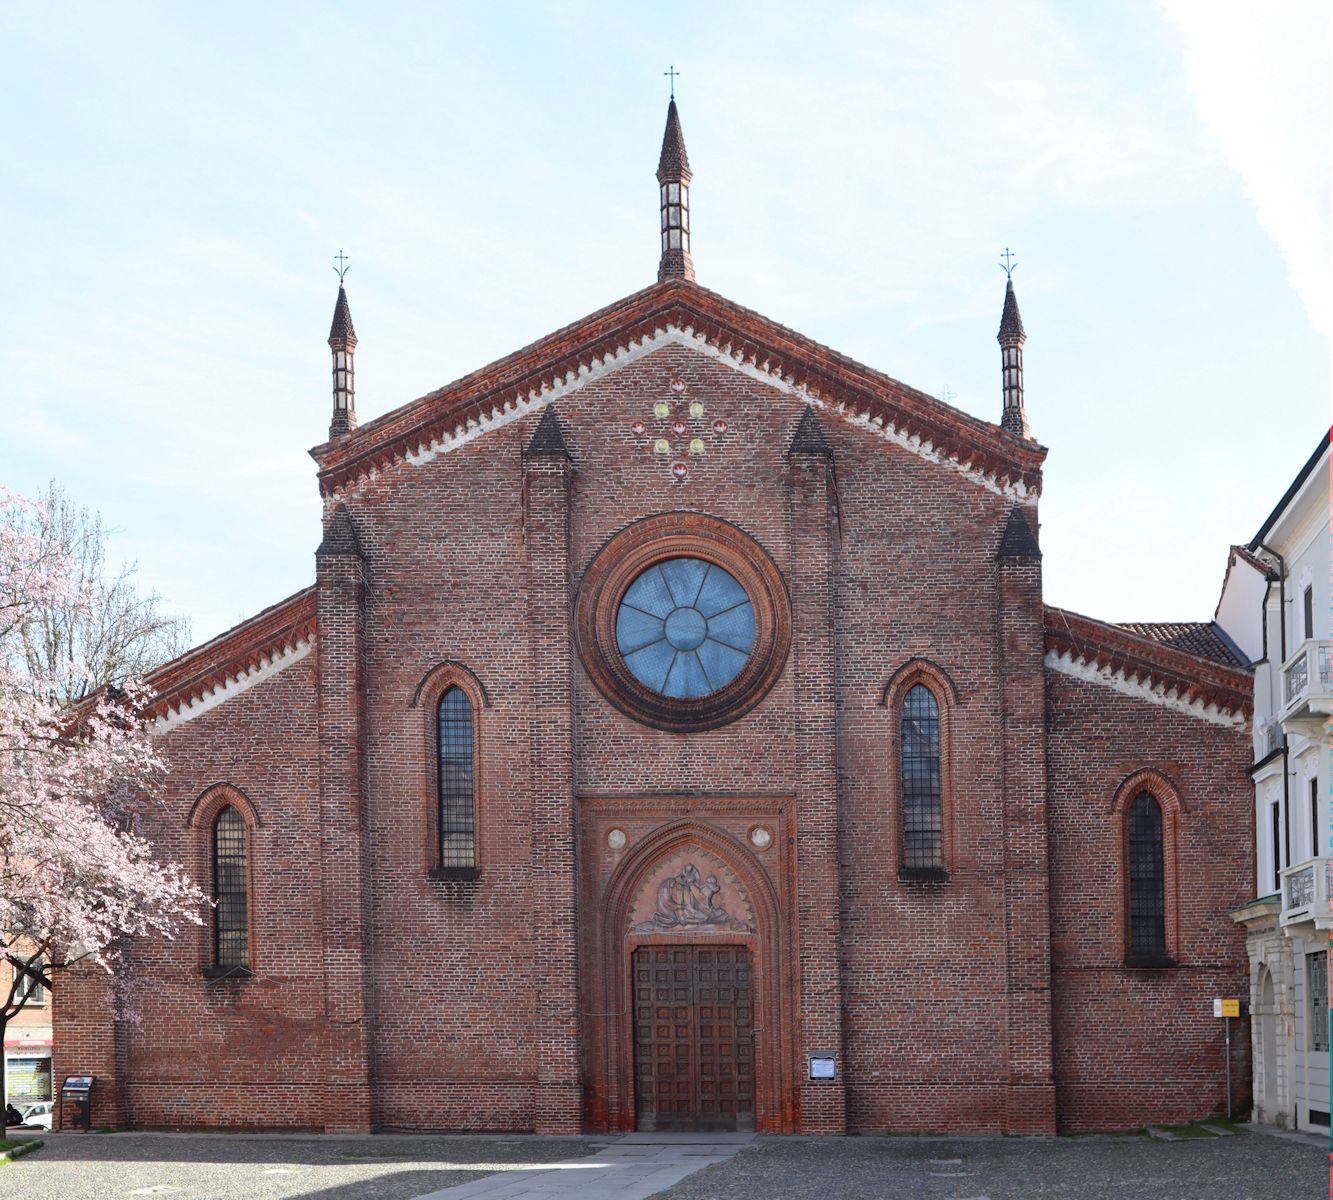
631 856 755 933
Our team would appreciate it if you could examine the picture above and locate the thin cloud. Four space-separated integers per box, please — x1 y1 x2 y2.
1159 0 1332 339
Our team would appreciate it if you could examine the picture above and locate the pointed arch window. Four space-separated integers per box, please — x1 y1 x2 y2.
1126 792 1168 964
901 683 943 871
212 805 249 970
437 686 476 871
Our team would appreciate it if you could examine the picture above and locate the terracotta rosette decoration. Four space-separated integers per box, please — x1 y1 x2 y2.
576 513 791 732
629 373 729 484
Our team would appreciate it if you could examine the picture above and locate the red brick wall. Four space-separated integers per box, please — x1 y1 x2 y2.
55 655 325 1131
1045 670 1253 1131
60 340 1251 1136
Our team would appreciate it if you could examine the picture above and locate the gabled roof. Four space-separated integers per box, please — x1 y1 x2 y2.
1115 621 1244 666
1249 429 1330 548
1229 544 1277 580
1045 606 1252 722
310 278 1046 500
141 586 317 723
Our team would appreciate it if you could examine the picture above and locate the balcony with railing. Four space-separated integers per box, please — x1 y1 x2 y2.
1280 638 1333 735
1279 856 1333 936
1254 719 1285 762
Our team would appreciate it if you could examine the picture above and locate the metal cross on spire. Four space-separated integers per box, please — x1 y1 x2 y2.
333 250 350 283
999 247 1017 279
664 64 680 100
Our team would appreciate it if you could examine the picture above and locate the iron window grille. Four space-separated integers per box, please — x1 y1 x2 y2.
1309 951 1329 1053
1127 792 1169 964
901 684 942 870
437 686 475 870
212 806 249 969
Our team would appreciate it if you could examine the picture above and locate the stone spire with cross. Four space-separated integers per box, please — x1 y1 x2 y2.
657 88 694 282
997 250 1030 439
328 252 358 439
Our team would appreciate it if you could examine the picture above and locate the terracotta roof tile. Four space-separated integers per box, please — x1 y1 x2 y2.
1114 621 1244 667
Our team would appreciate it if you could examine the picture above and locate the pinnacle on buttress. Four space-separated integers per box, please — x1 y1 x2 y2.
997 506 1041 559
327 271 358 439
787 405 832 457
997 274 1030 439
316 504 363 558
526 405 572 459
657 99 695 282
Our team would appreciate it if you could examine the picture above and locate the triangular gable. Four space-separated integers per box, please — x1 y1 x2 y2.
311 278 1046 502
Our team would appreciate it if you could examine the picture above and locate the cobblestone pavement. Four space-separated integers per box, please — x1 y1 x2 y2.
657 1129 1327 1200
0 1132 600 1200
0 1127 1324 1200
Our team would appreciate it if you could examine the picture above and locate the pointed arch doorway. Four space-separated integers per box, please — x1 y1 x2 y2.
579 807 797 1134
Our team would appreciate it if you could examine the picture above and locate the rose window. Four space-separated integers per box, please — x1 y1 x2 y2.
615 558 756 698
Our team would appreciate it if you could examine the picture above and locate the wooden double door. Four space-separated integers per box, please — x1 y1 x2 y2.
632 944 755 1131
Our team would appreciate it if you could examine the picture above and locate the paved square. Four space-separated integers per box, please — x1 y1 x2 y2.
0 1128 1322 1200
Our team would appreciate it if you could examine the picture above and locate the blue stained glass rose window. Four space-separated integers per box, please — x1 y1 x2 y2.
615 557 756 699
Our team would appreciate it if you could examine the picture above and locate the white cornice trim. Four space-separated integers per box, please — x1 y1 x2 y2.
153 639 314 734
1045 648 1245 728
328 325 1038 506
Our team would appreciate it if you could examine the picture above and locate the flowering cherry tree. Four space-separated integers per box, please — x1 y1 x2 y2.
0 486 205 1111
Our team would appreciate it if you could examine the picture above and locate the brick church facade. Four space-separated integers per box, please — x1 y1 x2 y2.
57 102 1255 1136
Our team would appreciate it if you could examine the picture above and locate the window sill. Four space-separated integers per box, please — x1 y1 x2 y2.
898 867 950 885
1124 954 1177 970
200 965 253 981
429 866 481 882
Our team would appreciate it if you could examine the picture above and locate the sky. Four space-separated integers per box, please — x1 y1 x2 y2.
2 1 1329 649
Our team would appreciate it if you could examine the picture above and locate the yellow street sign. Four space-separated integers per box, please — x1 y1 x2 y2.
1221 998 1240 1018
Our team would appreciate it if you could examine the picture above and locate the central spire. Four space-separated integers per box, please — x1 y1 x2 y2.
657 99 694 282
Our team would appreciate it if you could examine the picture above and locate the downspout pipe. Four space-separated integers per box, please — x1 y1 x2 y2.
1256 542 1290 872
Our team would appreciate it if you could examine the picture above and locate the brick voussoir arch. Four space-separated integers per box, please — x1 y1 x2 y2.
878 656 960 709
599 819 793 1133
187 781 262 830
409 659 492 712
1111 768 1185 966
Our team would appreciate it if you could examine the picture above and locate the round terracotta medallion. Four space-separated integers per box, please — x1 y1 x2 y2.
749 826 773 850
607 828 627 850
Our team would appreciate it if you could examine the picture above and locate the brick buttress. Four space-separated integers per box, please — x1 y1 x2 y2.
787 408 848 1133
996 508 1056 1134
524 408 582 1132
315 505 374 1131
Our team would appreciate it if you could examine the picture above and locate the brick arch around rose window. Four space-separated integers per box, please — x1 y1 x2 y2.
879 658 959 881
590 819 796 1133
409 660 491 881
186 783 261 979
1110 768 1186 968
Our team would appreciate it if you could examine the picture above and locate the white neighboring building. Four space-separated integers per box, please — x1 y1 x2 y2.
1222 431 1331 1132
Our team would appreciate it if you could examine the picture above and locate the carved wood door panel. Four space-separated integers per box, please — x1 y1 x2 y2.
632 944 755 1131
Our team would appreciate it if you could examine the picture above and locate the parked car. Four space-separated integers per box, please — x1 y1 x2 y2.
18 1101 53 1129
